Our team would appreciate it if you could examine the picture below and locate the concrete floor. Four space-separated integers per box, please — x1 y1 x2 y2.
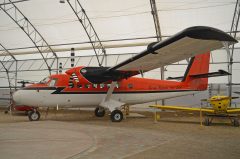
0 110 240 159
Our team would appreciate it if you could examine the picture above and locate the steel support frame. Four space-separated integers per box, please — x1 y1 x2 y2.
0 43 17 110
0 0 58 75
228 0 240 102
66 0 106 66
150 0 165 105
0 61 13 108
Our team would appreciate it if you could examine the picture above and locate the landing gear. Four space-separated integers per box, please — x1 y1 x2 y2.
110 110 123 122
204 114 239 127
95 107 105 117
28 109 40 121
233 118 239 127
204 117 210 126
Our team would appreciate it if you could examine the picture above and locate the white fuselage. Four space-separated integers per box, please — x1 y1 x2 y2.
13 89 197 108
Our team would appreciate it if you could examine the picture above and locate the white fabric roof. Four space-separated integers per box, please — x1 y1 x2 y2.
0 0 239 86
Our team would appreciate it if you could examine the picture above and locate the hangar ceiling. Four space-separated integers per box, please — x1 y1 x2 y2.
0 0 239 90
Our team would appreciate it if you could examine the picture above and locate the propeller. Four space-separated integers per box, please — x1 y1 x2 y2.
17 80 35 87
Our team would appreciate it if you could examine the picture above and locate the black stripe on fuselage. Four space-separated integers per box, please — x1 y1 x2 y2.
21 87 198 94
22 87 57 90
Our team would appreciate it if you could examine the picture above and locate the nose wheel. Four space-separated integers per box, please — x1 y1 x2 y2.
28 109 40 121
94 107 105 117
110 110 123 122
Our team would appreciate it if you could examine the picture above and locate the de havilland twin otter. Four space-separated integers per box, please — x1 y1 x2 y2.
13 26 237 122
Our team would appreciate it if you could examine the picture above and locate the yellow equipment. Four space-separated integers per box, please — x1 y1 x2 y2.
150 95 240 127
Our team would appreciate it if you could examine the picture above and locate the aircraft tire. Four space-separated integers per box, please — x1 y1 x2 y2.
95 107 105 117
204 117 210 126
28 110 40 121
233 118 239 127
110 110 123 122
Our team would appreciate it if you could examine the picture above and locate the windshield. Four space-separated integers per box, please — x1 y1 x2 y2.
39 77 50 84
49 78 58 87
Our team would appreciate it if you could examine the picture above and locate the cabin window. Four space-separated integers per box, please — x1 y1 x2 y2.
116 83 120 88
128 83 133 89
39 77 50 84
100 84 105 88
49 78 58 87
92 84 98 88
85 84 90 88
69 83 74 88
107 84 111 88
68 76 74 88
77 84 82 88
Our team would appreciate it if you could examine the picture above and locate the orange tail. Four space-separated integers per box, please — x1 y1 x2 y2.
182 52 210 90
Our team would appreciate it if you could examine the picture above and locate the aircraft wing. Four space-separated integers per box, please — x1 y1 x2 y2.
108 26 237 73
150 105 215 113
75 26 237 84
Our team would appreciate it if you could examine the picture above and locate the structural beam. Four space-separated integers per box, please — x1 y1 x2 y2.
150 0 165 105
0 51 239 74
150 0 162 42
0 43 17 110
0 42 151 56
0 43 17 61
0 0 58 74
228 0 240 102
66 0 106 66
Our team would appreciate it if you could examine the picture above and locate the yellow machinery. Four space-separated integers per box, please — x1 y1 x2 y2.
150 95 240 127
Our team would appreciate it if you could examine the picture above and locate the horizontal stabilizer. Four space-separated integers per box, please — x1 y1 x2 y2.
190 70 231 78
167 76 184 81
167 70 230 80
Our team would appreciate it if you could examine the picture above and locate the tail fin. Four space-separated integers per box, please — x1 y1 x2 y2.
182 52 210 90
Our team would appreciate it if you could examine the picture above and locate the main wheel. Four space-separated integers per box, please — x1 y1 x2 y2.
28 110 40 121
110 110 123 122
94 107 105 117
204 117 210 126
233 118 239 127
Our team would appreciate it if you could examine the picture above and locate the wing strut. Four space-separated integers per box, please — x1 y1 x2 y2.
99 82 125 112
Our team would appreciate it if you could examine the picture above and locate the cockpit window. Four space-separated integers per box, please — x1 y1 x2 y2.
49 78 58 87
39 77 50 84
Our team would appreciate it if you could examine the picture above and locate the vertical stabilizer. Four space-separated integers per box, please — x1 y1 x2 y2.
182 52 210 90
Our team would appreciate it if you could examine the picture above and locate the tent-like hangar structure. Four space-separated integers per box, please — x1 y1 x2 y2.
0 0 240 106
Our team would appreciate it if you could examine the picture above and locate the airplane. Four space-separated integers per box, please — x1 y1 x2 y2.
150 95 240 126
12 26 237 122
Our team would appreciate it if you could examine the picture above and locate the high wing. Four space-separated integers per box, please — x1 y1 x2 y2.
79 26 237 84
108 26 236 72
150 105 215 113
